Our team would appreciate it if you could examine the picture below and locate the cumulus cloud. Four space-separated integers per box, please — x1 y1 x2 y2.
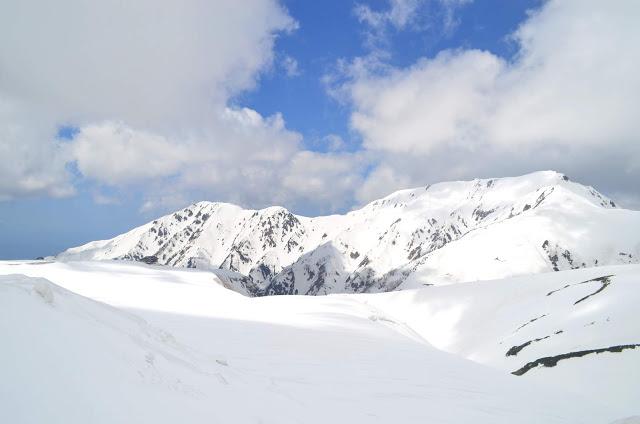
0 0 295 127
67 108 364 214
70 110 297 206
1 0 330 209
350 50 503 154
341 0 640 205
71 123 188 185
0 98 75 201
0 0 368 213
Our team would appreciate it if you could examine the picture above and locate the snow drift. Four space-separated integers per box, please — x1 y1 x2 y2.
1 260 638 422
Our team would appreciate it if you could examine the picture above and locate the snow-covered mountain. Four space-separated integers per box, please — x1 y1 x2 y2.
58 171 640 296
1 260 637 422
10 171 639 422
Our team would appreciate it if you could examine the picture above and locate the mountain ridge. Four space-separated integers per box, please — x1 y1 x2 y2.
57 171 640 295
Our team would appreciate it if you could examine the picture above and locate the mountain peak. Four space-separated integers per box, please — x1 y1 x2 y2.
256 205 293 216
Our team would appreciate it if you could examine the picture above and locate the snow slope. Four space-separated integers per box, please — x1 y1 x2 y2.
1 260 638 422
57 171 640 295
364 264 640 416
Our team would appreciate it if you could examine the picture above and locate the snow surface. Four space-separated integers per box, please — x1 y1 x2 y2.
57 171 640 295
1 260 638 423
364 264 640 415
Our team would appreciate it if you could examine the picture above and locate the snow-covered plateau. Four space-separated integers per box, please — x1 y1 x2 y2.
2 171 640 423
1 260 639 423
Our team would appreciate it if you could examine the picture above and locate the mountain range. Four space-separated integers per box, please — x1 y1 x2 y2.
58 171 640 296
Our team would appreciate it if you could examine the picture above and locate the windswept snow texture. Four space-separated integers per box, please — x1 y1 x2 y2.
0 260 634 423
57 171 640 296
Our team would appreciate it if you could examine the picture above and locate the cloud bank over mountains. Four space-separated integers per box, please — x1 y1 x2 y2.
0 0 639 212
340 0 640 205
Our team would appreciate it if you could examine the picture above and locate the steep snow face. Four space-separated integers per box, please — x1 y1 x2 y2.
58 171 640 295
0 261 628 423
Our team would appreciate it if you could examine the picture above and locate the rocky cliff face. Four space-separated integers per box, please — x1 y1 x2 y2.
58 171 640 296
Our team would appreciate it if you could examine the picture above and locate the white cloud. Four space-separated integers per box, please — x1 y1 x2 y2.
0 98 75 201
0 0 368 214
68 108 366 214
342 0 640 204
439 0 472 33
323 134 347 152
0 0 308 205
354 0 471 49
354 0 424 51
281 55 301 77
356 165 412 206
350 49 503 154
355 0 422 31
282 151 367 212
2 0 638 216
306 134 348 153
71 123 188 185
0 0 296 128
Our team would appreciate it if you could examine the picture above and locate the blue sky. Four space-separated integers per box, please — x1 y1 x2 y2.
242 0 537 148
1 0 638 259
